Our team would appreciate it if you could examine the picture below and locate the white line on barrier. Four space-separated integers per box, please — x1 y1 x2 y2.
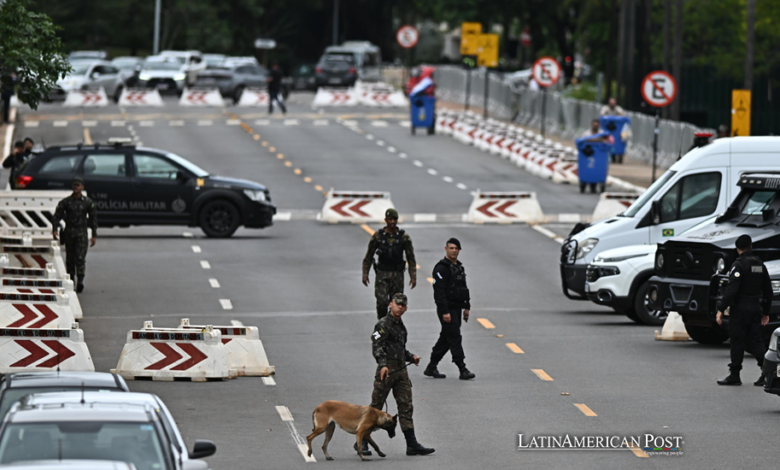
82 120 97 127
111 120 126 127
200 261 211 269
387 146 396 153
209 278 220 288
531 225 564 244
24 121 39 128
413 160 423 167
456 183 468 190
399 153 408 159
191 246 201 253
313 119 328 126
427 169 438 175
53 121 68 127
262 377 276 386
376 140 385 146
170 120 184 126
255 119 270 126
182 232 193 238
443 176 453 183
219 299 233 310
226 119 241 125
414 214 437 223
140 121 154 127
198 120 212 126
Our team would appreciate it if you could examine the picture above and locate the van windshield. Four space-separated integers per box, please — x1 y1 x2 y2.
621 170 677 217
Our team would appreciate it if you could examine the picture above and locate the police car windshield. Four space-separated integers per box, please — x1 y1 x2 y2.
164 152 209 177
622 170 677 217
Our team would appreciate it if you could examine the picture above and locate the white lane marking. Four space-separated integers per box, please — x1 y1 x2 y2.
24 121 39 128
376 140 385 146
219 299 233 310
226 119 241 125
53 121 68 127
262 377 276 386
456 183 468 190
275 406 316 462
255 119 270 126
209 278 221 288
276 405 294 422
284 119 300 126
399 152 408 159
371 120 388 127
230 320 244 327
183 232 194 238
313 119 329 126
127 125 134 131
427 169 438 175
414 214 437 223
198 120 212 126
191 245 201 253
111 120 126 127
387 146 396 153
139 121 154 127
170 120 184 126
273 212 292 221
532 225 565 244
200 261 211 269
365 134 374 140
413 160 423 167
558 213 582 223
82 120 97 127
443 176 453 183
399 120 411 128
341 119 358 127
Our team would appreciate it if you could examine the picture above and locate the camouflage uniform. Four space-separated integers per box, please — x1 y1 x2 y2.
52 194 97 280
370 311 415 431
362 228 416 319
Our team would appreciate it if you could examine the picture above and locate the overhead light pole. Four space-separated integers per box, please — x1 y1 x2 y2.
153 0 161 54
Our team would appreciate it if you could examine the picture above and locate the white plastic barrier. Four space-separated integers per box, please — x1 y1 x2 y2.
0 191 72 237
552 155 579 185
179 88 225 107
237 88 269 106
0 328 94 373
63 88 109 107
118 88 164 107
654 312 689 341
2 243 66 278
466 191 545 224
0 291 76 329
358 89 408 107
313 88 358 107
591 193 641 222
112 321 236 381
320 190 395 224
0 263 59 279
179 319 274 376
1 278 81 320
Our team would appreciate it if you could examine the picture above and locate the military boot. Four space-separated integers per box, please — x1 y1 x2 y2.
717 374 741 386
353 440 372 456
76 275 85 293
754 374 766 387
423 363 446 379
403 429 435 456
458 364 475 380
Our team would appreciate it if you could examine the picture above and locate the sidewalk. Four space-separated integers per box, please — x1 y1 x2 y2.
438 101 656 189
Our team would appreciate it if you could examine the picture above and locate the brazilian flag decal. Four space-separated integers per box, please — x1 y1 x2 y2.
662 228 674 237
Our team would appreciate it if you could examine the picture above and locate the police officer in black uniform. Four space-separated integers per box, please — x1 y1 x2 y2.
424 238 475 380
716 234 773 386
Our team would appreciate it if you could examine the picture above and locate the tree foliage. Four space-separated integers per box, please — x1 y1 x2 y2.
0 0 70 109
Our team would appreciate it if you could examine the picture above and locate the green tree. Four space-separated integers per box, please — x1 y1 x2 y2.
0 0 70 109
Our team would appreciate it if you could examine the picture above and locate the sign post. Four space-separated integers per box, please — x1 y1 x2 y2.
731 90 751 136
460 22 482 112
532 56 561 137
641 70 677 182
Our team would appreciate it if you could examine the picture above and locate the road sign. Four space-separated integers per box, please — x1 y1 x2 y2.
641 71 676 107
460 22 482 55
520 27 531 48
731 89 751 136
476 33 499 68
254 38 276 49
532 57 561 88
396 25 419 49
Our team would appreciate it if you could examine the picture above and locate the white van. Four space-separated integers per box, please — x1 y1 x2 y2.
560 136 780 300
160 50 206 85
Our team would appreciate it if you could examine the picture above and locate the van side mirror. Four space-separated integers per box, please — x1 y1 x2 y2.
651 200 662 225
190 440 216 459
763 208 775 222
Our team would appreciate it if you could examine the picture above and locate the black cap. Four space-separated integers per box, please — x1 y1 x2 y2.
735 234 752 250
446 237 461 250
13 140 23 149
72 177 84 186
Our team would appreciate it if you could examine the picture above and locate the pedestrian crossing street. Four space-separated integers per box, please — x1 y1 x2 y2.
24 117 412 129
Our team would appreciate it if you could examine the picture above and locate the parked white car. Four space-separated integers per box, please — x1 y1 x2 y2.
55 60 124 101
159 50 206 85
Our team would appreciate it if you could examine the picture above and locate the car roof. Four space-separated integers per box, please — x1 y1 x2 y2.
160 50 201 57
145 55 180 63
24 391 160 408
0 460 136 470
4 371 126 390
8 402 151 423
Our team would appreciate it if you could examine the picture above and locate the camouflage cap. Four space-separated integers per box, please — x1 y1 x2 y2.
392 293 407 306
385 208 399 219
72 177 84 186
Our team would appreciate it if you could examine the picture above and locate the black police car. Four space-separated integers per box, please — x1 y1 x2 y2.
15 142 276 237
648 173 780 344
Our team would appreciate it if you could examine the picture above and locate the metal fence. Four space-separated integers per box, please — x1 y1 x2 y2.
435 66 713 169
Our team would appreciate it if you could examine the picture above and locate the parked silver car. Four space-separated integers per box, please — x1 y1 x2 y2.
54 60 124 101
194 63 268 103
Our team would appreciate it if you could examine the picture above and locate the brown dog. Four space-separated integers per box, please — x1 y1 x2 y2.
306 400 397 461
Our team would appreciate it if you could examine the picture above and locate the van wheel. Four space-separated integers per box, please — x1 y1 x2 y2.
199 200 240 237
686 325 729 344
633 280 668 326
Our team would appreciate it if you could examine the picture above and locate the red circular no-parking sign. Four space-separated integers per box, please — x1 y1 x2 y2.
532 57 561 88
641 71 677 107
396 25 419 49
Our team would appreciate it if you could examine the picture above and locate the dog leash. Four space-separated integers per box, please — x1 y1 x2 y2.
378 360 415 413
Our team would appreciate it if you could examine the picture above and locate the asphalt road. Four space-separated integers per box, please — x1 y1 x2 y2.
9 95 779 469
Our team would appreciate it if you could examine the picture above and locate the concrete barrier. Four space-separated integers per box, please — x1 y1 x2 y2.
551 153 579 185
237 88 269 106
179 88 225 106
63 88 109 107
179 318 274 376
591 193 641 222
0 328 94 373
112 321 236 381
2 242 66 278
320 190 395 224
118 88 164 107
465 191 545 224
358 89 407 107
0 291 77 329
1 278 82 320
0 190 72 237
654 312 689 341
312 88 357 107
0 263 59 279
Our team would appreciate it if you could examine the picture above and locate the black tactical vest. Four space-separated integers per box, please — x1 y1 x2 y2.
437 258 470 303
375 229 406 271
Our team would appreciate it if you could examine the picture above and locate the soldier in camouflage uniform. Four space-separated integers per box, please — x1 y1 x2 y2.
52 177 97 293
365 293 434 457
362 208 416 319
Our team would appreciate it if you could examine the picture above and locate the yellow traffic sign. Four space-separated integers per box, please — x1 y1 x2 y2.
460 22 482 55
731 89 751 136
476 34 499 68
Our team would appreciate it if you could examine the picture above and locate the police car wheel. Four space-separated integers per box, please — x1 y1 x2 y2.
199 200 240 238
686 325 729 344
633 280 667 326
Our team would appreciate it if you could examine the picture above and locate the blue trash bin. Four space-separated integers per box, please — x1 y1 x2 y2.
575 135 611 193
599 115 631 164
410 95 435 135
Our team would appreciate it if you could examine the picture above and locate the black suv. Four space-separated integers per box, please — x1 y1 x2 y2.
648 173 780 344
16 142 276 237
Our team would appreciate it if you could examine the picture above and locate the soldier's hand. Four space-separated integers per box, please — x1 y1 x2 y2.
379 367 389 380
409 278 416 289
52 231 58 240
89 237 96 247
412 356 420 366
463 309 470 322
442 313 451 324
716 311 723 325
362 275 369 286
762 315 770 326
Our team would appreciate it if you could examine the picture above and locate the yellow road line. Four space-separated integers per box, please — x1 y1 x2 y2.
262 141 268 146
83 128 92 145
303 177 312 183
284 161 292 167
506 343 524 354
426 277 434 284
532 369 553 381
253 134 260 140
314 185 323 191
476 318 495 329
628 445 649 458
361 224 375 236
269 147 276 152
416 264 420 269
240 123 252 132
277 153 284 159
574 403 597 416
293 169 302 175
